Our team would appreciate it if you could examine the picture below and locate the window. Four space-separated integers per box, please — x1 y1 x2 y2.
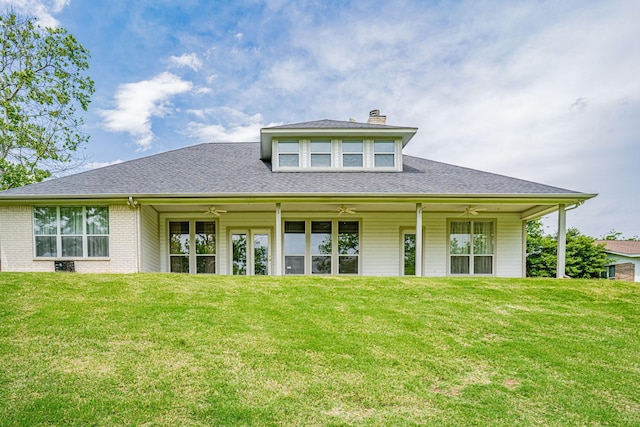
338 221 359 274
374 140 395 167
284 221 305 274
311 221 332 274
449 220 494 275
342 140 363 167
310 140 332 167
403 231 416 276
34 206 109 258
278 140 299 167
169 220 216 273
283 220 359 275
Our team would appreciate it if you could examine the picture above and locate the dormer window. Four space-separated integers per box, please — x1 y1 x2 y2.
278 140 299 167
342 140 363 167
310 140 332 168
374 140 395 168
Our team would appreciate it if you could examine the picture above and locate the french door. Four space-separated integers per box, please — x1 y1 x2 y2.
230 229 271 275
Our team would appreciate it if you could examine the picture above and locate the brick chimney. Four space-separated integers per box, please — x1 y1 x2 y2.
367 109 387 125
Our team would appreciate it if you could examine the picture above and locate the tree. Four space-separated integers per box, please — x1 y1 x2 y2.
599 229 639 241
526 219 608 278
1 12 94 189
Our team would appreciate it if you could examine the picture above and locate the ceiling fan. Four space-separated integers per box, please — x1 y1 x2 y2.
204 206 227 216
458 206 487 217
337 205 356 216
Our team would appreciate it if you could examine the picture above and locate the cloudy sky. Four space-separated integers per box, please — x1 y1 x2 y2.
3 0 639 238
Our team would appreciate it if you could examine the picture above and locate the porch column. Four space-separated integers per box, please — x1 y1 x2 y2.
557 204 566 278
275 202 282 276
416 203 423 276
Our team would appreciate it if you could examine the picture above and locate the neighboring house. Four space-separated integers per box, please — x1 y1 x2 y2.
0 110 596 277
595 240 640 282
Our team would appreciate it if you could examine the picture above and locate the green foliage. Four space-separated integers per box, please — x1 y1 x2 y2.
526 219 608 278
1 274 639 425
600 229 640 241
0 12 95 189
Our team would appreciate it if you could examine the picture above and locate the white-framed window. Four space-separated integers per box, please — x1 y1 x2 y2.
342 140 363 167
374 140 395 168
449 220 494 275
283 219 359 275
33 206 109 258
402 229 416 276
278 140 300 168
310 140 332 168
169 220 216 274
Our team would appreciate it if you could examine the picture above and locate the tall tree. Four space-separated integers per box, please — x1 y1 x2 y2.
0 12 94 189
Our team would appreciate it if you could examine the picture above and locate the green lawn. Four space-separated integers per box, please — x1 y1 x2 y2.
0 274 638 426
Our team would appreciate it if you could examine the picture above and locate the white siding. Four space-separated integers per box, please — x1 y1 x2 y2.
607 254 640 282
424 214 448 277
361 212 414 276
496 216 526 278
140 205 160 272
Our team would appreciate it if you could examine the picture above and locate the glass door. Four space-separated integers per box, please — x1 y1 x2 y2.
231 229 270 275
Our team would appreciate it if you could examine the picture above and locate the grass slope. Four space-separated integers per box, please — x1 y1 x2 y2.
0 274 638 426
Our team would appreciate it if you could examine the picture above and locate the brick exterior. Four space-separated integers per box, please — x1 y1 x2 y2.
614 262 635 282
0 205 138 273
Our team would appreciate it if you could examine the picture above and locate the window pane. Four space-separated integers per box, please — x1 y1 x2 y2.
171 256 189 273
374 141 395 152
450 221 471 254
310 140 331 152
374 154 394 167
279 141 299 153
312 256 331 274
169 221 190 254
343 154 363 167
285 221 305 233
311 154 331 167
474 256 493 274
285 256 304 274
87 236 109 257
34 207 57 235
404 233 416 276
195 221 216 255
473 222 494 254
61 236 82 257
339 256 358 274
338 221 359 255
285 221 306 255
86 207 109 235
451 256 469 274
197 256 216 274
35 236 57 257
279 154 299 167
343 141 363 153
254 234 269 276
232 234 247 275
60 207 83 235
312 221 331 255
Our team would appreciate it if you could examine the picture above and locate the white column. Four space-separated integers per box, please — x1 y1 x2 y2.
275 203 282 276
415 203 423 276
557 204 566 278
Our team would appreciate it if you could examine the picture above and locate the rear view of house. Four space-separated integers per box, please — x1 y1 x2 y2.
0 111 595 276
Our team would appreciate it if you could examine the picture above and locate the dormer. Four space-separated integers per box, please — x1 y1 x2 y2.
260 110 418 172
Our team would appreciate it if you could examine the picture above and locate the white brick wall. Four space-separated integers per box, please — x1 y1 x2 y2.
0 204 138 273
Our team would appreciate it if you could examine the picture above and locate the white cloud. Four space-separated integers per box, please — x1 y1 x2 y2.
83 159 124 170
183 108 280 142
99 72 193 151
0 0 69 27
167 53 203 71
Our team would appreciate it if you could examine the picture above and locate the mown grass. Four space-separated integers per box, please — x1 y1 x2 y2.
0 273 638 426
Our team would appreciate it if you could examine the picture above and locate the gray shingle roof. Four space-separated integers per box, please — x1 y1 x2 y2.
0 142 586 198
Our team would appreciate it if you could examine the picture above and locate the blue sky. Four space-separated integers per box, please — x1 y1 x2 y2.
3 0 639 238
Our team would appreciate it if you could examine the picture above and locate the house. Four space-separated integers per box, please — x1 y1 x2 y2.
0 110 596 277
595 240 640 282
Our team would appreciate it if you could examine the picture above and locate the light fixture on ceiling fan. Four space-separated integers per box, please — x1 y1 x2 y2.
337 205 356 216
458 206 487 217
204 206 227 216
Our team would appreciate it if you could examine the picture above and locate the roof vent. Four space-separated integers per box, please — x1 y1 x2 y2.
367 109 386 125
